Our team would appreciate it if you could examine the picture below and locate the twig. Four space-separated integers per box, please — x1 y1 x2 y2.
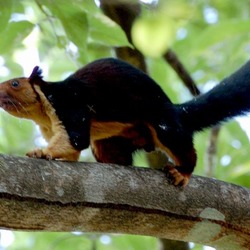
205 125 221 178
35 0 61 44
164 49 200 96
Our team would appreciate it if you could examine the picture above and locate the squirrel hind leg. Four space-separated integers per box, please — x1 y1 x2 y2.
91 136 134 165
163 160 195 186
148 124 197 186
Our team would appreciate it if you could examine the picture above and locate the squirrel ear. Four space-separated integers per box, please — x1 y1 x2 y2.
29 66 43 82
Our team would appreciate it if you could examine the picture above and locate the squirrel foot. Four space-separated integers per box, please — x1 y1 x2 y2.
162 164 191 187
26 148 53 160
26 148 80 161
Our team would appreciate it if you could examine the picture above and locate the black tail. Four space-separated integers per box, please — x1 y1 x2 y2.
176 61 250 132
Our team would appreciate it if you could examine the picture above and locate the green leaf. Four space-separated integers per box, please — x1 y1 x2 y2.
110 235 158 250
0 112 35 155
193 20 250 52
4 59 24 76
0 0 14 32
39 1 88 50
9 232 92 250
85 43 112 62
0 20 34 54
88 14 131 47
60 11 88 49
82 0 100 14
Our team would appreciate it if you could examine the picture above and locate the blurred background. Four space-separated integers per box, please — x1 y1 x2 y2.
0 0 249 249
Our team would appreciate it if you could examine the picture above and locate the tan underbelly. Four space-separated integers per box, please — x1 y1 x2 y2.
90 121 133 141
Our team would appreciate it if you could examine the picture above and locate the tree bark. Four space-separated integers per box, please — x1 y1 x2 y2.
0 154 249 249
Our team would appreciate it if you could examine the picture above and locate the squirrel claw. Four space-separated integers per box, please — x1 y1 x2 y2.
162 165 190 187
26 148 43 158
26 149 52 160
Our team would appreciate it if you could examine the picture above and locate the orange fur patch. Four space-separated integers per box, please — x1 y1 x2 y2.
0 78 80 161
90 121 133 141
28 85 81 161
147 124 181 166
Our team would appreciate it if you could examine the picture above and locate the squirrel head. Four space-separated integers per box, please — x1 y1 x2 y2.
0 66 45 118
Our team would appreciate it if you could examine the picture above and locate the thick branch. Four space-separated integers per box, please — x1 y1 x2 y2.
0 154 249 249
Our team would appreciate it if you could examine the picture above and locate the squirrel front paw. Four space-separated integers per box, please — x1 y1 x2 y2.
26 149 53 160
26 148 80 161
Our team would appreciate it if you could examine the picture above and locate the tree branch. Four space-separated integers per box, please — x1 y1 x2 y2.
0 154 249 249
100 0 147 71
163 49 200 96
205 125 221 178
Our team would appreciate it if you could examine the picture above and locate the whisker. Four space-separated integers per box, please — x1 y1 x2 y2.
8 99 20 114
18 101 30 116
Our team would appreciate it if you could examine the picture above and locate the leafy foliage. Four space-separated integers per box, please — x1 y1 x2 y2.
4 232 159 250
0 0 250 249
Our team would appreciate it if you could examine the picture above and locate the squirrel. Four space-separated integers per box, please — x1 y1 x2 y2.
1 57 250 186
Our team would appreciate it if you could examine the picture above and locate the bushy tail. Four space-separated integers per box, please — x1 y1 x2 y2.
176 61 250 132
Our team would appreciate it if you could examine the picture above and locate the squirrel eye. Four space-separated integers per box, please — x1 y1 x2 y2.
11 80 20 88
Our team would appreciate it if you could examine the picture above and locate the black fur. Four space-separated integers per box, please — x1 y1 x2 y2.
178 61 250 132
40 58 250 155
41 58 181 150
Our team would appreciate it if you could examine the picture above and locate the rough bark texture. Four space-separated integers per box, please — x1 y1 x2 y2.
0 154 249 249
